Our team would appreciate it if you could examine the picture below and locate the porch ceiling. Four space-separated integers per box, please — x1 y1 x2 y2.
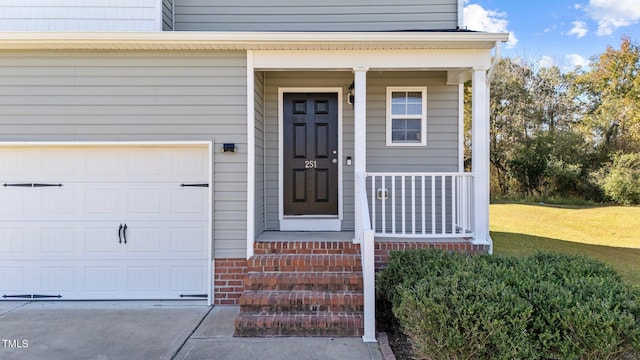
0 31 509 51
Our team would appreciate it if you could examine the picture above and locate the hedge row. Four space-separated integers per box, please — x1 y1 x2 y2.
377 250 640 360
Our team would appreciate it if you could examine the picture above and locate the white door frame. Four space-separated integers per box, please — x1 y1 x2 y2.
278 87 343 231
0 141 214 304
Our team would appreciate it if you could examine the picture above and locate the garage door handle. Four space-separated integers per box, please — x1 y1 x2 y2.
118 224 123 244
123 224 128 245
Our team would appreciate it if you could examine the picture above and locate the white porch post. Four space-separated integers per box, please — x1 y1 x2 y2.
471 67 491 252
353 67 368 243
353 67 376 343
246 50 255 259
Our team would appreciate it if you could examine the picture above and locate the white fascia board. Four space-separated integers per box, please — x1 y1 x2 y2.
253 49 493 71
0 31 510 51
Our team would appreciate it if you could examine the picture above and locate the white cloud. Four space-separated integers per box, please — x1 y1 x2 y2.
567 20 588 38
463 3 518 48
565 54 589 68
511 57 526 67
586 0 640 36
538 56 555 68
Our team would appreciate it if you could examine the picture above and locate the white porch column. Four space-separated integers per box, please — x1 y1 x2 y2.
353 67 368 243
353 67 376 343
246 50 255 259
471 67 491 251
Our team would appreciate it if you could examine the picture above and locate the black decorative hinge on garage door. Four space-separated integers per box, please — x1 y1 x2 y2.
180 183 209 187
179 294 207 298
3 183 63 188
2 294 62 299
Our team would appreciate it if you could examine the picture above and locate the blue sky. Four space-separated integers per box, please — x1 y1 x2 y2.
463 0 640 70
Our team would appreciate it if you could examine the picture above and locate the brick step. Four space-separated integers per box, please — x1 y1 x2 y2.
239 291 364 313
254 241 361 255
234 312 364 337
244 272 363 292
247 254 362 273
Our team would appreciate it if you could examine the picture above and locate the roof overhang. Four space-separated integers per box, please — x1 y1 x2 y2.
0 31 509 51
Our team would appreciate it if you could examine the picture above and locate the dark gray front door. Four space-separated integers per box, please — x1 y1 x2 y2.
283 93 339 216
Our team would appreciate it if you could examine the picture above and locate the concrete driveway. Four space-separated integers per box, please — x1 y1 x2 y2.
0 301 210 360
0 302 383 360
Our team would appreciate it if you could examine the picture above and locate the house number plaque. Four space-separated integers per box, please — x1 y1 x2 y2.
304 160 317 169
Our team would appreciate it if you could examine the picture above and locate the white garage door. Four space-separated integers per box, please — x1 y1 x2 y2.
0 144 210 300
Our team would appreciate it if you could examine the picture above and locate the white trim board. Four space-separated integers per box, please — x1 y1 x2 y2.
385 86 428 147
254 49 493 71
280 218 342 232
278 87 344 232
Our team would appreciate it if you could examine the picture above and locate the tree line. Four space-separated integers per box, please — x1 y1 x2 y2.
467 37 640 205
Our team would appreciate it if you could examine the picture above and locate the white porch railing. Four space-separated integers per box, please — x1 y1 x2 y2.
366 172 474 238
356 172 474 343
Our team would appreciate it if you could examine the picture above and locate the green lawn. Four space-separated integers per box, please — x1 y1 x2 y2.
490 203 640 286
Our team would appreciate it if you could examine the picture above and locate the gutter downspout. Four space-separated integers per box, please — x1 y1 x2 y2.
487 41 501 81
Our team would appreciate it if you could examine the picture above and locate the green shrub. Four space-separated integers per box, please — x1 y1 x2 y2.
602 152 640 205
376 248 467 307
377 249 640 360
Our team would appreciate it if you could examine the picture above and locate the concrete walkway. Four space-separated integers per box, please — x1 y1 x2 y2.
174 306 382 360
0 301 383 360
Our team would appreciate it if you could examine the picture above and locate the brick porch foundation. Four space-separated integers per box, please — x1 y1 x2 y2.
213 258 247 305
213 241 490 305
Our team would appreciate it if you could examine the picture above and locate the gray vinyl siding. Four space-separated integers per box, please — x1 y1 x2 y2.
0 51 248 259
262 70 458 231
0 0 160 32
366 71 459 172
174 0 458 32
163 0 174 31
254 71 266 236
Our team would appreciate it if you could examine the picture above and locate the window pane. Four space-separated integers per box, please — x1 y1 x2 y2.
392 119 404 130
407 92 422 103
391 95 406 107
405 119 421 130
406 130 420 141
391 92 407 115
391 103 406 115
391 91 423 116
391 118 422 143
392 130 405 141
391 92 406 100
407 104 422 115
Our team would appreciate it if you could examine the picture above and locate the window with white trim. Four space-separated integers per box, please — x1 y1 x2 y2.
386 87 427 146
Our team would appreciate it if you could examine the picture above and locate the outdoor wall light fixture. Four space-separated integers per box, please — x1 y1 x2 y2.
347 81 355 106
222 143 236 153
